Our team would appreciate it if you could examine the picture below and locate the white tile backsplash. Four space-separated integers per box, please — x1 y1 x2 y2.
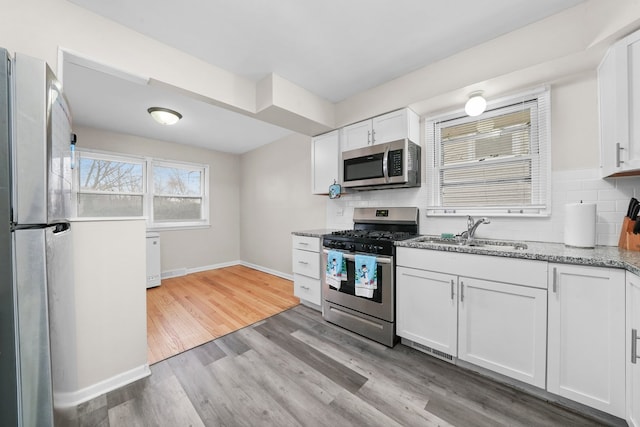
326 168 640 247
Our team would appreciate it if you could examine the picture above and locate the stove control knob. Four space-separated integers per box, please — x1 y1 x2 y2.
346 243 355 252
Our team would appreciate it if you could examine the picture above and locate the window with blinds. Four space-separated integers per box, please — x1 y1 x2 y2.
425 88 550 216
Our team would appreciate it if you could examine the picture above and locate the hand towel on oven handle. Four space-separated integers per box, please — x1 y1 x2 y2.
326 250 346 290
355 254 377 299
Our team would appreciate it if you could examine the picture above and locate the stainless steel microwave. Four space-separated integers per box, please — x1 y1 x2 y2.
342 139 421 190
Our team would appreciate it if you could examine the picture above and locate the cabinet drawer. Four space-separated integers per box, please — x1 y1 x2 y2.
292 249 321 279
397 247 547 289
292 235 320 252
293 274 321 306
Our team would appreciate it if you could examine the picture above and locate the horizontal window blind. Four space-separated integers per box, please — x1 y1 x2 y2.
426 88 550 216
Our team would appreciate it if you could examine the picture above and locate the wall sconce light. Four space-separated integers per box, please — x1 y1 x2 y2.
464 91 487 117
147 107 182 125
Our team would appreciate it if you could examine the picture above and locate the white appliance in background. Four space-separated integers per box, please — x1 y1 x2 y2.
146 232 161 288
0 49 75 426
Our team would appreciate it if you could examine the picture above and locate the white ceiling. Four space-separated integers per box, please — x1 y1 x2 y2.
64 0 585 154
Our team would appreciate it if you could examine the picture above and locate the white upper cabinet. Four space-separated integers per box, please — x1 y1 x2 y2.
628 271 640 427
547 264 626 417
599 28 640 177
311 130 340 194
341 108 420 152
341 120 373 151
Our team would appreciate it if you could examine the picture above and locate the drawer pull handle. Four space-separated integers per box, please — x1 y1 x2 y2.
300 285 311 291
633 329 639 364
450 279 455 301
460 282 465 302
298 261 309 265
298 242 309 246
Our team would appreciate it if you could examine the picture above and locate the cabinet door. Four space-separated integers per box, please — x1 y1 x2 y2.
372 109 408 145
396 267 457 356
599 29 640 176
599 45 624 176
311 130 340 194
628 272 640 427
547 264 626 417
341 120 372 151
458 277 547 388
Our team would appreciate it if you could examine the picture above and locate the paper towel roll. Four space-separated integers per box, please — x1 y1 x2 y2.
564 202 596 248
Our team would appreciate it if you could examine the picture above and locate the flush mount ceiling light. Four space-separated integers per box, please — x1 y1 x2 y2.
147 107 182 125
464 91 487 117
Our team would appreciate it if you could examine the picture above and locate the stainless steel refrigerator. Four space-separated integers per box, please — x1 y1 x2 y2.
0 49 75 426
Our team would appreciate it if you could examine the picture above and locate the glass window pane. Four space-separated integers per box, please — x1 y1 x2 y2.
79 158 143 192
153 166 201 196
78 194 143 217
153 196 202 221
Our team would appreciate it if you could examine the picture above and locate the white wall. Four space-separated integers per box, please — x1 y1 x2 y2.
64 219 149 406
75 126 241 274
240 133 327 276
325 72 639 247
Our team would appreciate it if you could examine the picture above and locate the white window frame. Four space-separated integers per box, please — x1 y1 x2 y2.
73 149 210 230
73 150 147 220
425 87 551 217
148 159 210 230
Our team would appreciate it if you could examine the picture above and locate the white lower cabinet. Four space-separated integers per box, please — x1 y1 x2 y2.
292 235 322 308
458 277 547 388
628 271 640 427
396 267 457 356
396 248 547 388
547 263 626 417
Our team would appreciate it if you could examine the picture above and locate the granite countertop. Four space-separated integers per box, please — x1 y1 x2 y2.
397 236 640 276
292 229 339 238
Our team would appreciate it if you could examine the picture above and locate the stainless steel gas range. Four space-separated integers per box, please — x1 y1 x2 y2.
322 207 419 347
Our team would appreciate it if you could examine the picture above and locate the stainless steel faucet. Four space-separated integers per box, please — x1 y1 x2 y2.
461 216 491 241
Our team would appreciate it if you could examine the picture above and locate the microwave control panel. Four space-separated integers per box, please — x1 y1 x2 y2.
389 149 403 176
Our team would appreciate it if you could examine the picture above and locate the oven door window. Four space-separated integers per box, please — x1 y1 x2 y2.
331 258 383 303
343 153 384 182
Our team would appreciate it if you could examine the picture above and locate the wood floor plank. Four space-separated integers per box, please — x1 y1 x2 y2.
146 265 299 364
234 348 351 426
235 327 344 405
206 354 302 426
254 318 369 394
167 349 242 426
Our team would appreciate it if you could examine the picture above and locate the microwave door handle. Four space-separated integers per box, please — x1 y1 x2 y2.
382 145 390 182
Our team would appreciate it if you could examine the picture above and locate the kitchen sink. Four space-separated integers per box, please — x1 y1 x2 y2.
414 236 528 250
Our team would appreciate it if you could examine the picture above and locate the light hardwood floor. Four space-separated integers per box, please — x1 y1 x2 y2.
56 305 622 427
146 265 300 364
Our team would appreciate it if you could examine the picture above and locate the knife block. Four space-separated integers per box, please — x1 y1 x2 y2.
618 217 640 251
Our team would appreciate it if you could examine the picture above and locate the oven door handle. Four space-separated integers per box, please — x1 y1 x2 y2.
323 249 392 264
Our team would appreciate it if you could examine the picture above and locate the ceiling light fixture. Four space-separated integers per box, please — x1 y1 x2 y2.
464 91 487 117
147 107 182 125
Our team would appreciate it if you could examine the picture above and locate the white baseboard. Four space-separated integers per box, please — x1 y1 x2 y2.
53 364 150 408
240 261 292 281
187 260 241 274
160 261 291 281
161 267 187 279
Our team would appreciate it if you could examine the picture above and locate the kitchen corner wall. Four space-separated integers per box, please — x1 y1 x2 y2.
240 133 327 276
74 126 241 273
326 169 640 247
327 72 638 247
